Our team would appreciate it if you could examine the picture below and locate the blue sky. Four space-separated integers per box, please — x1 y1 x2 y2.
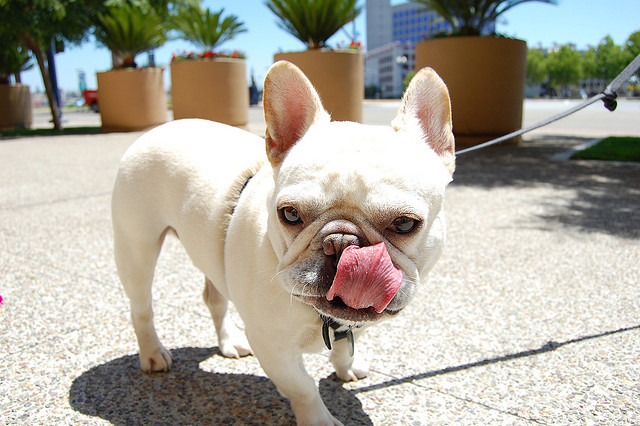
19 0 640 93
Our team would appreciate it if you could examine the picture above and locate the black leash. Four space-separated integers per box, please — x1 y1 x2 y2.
455 52 640 156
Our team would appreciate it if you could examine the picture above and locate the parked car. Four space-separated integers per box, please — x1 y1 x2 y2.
83 90 99 112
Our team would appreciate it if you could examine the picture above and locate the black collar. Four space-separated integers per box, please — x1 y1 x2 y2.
321 315 356 356
230 174 254 215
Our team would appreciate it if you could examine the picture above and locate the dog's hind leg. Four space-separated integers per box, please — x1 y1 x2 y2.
114 224 172 373
203 278 253 358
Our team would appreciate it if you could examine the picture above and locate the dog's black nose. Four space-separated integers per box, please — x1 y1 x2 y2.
323 234 362 258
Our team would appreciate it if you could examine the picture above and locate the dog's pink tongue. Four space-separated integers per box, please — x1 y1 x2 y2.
326 242 403 313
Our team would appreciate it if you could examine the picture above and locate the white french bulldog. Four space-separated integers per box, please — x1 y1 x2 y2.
111 61 454 425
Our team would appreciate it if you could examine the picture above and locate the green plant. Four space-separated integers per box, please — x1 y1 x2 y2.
546 43 582 94
265 0 362 49
94 2 168 68
1 0 103 130
585 35 629 81
0 43 33 84
402 70 416 92
414 0 557 37
526 47 547 85
170 5 246 52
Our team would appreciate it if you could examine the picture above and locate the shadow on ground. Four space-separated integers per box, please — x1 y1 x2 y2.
69 347 372 425
453 136 640 239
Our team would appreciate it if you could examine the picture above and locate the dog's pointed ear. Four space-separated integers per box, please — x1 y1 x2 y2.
263 61 330 166
392 67 455 174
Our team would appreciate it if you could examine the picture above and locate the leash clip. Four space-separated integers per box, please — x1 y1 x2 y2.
601 91 618 112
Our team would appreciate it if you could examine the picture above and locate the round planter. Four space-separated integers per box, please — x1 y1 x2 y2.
97 68 167 132
0 84 32 130
274 49 364 123
415 37 527 145
171 58 249 126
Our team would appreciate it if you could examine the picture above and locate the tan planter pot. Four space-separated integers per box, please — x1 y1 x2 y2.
274 50 364 123
171 58 248 126
0 84 32 130
97 68 167 132
415 37 527 145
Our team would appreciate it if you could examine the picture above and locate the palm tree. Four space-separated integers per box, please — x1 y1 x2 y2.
94 3 168 68
265 0 361 49
0 43 33 84
414 0 557 37
171 5 246 52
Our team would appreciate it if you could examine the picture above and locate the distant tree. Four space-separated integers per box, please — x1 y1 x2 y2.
581 46 598 80
590 35 628 81
624 31 640 77
526 47 547 86
0 0 105 130
624 31 640 94
625 31 640 58
402 70 416 93
546 43 582 96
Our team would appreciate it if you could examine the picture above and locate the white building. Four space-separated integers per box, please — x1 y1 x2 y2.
366 0 393 51
365 42 414 98
366 0 450 98
365 0 494 98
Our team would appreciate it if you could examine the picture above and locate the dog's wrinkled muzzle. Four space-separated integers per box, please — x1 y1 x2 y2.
326 242 403 313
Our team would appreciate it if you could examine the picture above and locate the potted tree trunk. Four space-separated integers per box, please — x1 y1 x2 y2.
93 3 168 132
414 0 556 145
267 0 364 122
169 5 248 126
0 43 33 130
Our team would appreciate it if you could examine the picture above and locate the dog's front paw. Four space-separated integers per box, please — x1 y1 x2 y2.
330 341 370 382
140 345 172 373
334 354 370 382
219 325 253 358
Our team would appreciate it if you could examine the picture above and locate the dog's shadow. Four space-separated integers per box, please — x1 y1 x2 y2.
69 347 372 425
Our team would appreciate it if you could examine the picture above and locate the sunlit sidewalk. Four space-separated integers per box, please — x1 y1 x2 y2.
1 103 639 424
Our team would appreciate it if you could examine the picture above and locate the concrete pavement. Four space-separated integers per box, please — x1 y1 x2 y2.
1 100 639 424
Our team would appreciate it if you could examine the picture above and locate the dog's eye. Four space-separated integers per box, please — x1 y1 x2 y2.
390 216 419 234
280 206 303 225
